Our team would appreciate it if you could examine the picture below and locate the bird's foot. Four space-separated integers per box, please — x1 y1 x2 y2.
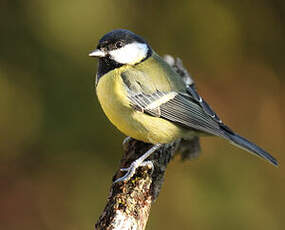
113 144 162 184
114 160 154 183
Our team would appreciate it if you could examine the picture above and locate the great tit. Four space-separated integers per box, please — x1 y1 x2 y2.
89 29 278 182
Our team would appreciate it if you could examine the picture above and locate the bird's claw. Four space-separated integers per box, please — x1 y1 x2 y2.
120 167 131 172
114 160 154 184
122 137 132 151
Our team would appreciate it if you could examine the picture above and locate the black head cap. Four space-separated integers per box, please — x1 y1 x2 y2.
97 29 150 51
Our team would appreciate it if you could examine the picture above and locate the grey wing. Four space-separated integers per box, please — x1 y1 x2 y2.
127 89 229 138
185 84 235 134
127 89 278 166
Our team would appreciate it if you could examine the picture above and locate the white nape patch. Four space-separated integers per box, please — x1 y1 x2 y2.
109 42 148 65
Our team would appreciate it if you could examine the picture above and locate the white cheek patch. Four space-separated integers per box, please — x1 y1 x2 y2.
109 42 148 65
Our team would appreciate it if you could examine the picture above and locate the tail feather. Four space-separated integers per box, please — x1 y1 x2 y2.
227 133 278 166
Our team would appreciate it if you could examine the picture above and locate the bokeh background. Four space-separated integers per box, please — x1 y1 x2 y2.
1 0 284 229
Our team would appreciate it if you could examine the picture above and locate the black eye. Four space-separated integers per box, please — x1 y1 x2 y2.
115 41 124 48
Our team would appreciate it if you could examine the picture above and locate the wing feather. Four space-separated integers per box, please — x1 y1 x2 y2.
127 89 227 138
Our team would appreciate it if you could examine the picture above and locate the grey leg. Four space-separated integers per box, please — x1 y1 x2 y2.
114 144 162 183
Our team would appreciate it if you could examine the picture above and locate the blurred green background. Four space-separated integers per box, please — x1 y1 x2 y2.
0 0 284 229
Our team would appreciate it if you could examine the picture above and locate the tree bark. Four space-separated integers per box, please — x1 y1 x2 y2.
95 139 180 230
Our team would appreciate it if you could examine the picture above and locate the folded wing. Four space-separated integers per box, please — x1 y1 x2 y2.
127 88 278 166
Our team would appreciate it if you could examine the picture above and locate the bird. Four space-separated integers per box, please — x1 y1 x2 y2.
89 29 278 183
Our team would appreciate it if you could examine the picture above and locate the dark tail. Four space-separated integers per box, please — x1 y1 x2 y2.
227 133 278 166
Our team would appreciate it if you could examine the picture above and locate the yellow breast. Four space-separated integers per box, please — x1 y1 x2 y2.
96 68 187 144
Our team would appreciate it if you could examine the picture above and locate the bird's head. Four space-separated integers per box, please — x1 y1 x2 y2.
89 29 152 65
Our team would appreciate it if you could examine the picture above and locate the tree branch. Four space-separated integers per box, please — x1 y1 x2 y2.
95 138 180 230
95 55 199 230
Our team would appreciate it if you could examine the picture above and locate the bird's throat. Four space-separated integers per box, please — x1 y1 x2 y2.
96 58 123 85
